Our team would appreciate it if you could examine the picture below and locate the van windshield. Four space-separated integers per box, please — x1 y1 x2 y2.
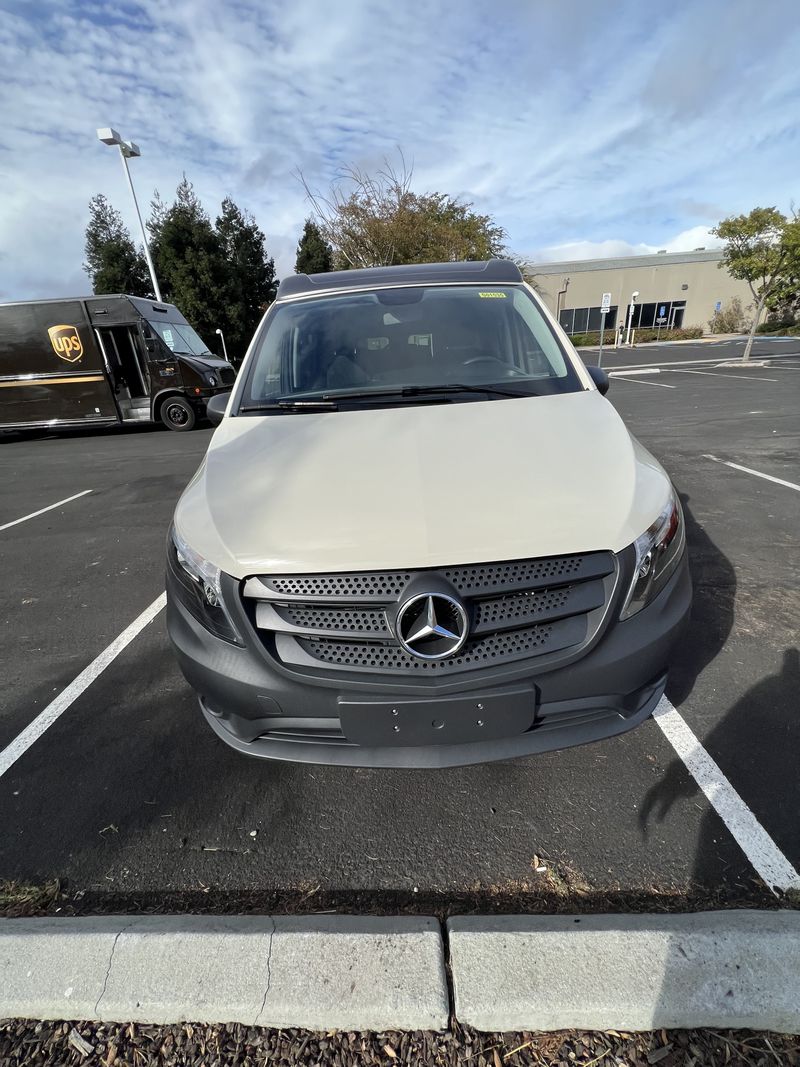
148 320 211 356
238 285 582 410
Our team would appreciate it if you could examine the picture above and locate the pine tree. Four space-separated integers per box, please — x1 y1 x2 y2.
148 176 226 344
295 219 333 274
83 194 150 295
216 197 277 361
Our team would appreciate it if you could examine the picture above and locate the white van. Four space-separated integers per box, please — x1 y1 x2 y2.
166 259 690 767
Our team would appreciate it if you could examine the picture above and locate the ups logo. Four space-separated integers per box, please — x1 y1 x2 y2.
48 324 83 363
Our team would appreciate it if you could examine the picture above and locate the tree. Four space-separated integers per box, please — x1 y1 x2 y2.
299 157 506 269
712 207 800 361
216 197 277 362
83 194 150 296
295 219 333 274
148 176 227 344
764 272 800 328
708 296 747 334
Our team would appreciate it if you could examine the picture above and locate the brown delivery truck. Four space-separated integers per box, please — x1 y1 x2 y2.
0 294 235 432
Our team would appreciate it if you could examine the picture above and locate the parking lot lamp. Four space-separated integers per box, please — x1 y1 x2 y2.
96 127 163 302
625 290 640 346
215 328 229 362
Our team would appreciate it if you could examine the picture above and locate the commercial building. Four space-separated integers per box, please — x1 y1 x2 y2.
532 248 752 335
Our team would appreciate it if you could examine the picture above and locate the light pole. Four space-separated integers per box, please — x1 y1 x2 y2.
625 290 640 346
215 328 229 362
96 127 163 302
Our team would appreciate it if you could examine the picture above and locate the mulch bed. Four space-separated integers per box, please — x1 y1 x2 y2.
1 879 794 922
0 1019 798 1066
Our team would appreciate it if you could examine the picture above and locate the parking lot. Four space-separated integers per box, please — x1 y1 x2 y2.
1 338 799 915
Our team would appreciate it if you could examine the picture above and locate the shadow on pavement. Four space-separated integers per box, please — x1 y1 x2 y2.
641 495 800 893
665 493 736 709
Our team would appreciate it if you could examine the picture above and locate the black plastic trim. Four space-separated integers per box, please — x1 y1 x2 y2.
166 548 691 767
277 259 523 301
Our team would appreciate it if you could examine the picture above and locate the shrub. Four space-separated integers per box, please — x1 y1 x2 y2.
761 323 800 335
570 326 703 346
631 326 704 343
568 330 617 347
708 297 747 334
757 317 796 334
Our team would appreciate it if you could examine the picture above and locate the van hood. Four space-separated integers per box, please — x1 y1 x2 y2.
175 390 672 578
179 355 233 373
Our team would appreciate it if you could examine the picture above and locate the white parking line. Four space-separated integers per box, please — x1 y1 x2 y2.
668 368 778 383
0 593 167 778
653 697 800 893
703 454 800 493
608 351 800 372
612 375 676 389
0 489 93 532
608 368 661 377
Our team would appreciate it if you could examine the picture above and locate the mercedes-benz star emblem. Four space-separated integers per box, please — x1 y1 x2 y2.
395 593 469 660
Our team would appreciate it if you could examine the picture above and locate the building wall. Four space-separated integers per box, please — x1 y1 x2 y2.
531 250 752 334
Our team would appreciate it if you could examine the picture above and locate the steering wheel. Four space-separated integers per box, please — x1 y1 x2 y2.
461 355 528 378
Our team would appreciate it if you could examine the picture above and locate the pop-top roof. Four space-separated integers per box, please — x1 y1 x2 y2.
277 259 523 300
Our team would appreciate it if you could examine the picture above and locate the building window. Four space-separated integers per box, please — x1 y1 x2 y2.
626 300 687 332
573 307 590 334
560 305 618 334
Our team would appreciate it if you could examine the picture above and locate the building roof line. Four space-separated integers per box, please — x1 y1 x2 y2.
531 249 724 274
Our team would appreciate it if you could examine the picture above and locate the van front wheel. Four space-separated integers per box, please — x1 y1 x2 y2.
161 396 196 431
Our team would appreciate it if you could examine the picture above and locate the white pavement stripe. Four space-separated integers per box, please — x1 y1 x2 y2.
653 697 800 893
668 368 779 383
612 375 676 388
0 592 167 778
0 489 93 532
608 368 661 377
609 351 800 371
703 454 800 493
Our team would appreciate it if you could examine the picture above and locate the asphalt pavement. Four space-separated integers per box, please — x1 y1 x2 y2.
1 337 799 912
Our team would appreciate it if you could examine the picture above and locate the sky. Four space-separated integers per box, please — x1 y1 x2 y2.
2 0 800 300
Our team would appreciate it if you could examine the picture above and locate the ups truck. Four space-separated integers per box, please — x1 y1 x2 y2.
0 295 235 432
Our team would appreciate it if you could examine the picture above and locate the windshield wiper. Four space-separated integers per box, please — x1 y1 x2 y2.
320 383 534 402
239 398 339 412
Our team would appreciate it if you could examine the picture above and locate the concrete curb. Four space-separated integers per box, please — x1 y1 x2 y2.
448 912 800 1034
3 911 799 1033
0 915 449 1031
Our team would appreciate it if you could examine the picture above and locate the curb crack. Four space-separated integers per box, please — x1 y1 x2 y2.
254 917 276 1026
94 919 140 1016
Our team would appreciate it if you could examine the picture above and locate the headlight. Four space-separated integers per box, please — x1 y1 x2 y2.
207 373 218 387
167 526 243 644
620 488 685 619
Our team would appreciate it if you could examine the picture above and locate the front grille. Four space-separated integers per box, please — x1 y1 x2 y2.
219 367 236 385
241 552 616 677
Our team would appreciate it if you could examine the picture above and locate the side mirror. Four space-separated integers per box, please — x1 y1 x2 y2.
206 391 230 426
587 365 610 395
144 338 156 354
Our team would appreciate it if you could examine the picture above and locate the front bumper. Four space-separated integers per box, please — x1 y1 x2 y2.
166 548 691 768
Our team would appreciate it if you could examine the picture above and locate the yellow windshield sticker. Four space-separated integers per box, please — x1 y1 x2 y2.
478 291 506 298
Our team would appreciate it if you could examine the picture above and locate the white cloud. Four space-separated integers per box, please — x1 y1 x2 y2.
534 226 724 265
1 0 800 314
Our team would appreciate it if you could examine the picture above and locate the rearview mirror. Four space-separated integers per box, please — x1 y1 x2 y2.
587 365 610 395
206 391 230 426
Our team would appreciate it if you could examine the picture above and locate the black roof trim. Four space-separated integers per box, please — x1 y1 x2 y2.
277 259 523 300
0 294 178 311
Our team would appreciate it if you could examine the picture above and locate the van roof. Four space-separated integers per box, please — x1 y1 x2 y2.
277 259 523 301
0 294 180 316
